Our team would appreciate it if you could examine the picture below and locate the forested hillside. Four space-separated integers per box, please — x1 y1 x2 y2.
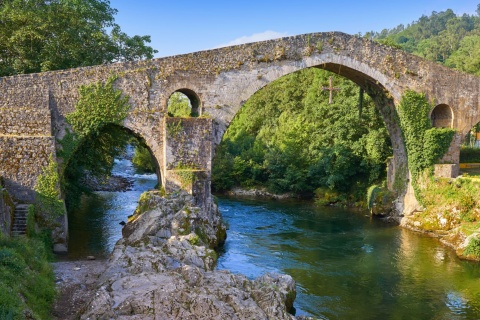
370 6 480 74
212 5 480 201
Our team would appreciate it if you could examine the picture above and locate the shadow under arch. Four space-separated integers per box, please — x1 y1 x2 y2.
61 123 160 258
430 104 454 128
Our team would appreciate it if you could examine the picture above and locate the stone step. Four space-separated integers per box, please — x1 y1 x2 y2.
11 204 29 236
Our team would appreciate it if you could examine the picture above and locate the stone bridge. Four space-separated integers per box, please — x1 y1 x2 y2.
1 31 480 217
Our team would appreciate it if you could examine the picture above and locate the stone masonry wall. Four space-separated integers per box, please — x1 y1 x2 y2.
0 182 15 237
0 107 51 136
164 117 213 208
1 31 480 211
164 117 213 171
0 137 56 202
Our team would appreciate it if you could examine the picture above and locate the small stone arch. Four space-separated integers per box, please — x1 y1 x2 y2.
430 104 453 128
167 88 201 117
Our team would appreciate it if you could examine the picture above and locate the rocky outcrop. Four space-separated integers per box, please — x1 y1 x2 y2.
80 191 297 319
226 187 294 200
81 173 134 192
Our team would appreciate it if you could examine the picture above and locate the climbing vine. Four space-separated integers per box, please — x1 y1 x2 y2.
34 155 65 222
166 119 183 138
65 75 130 139
397 90 455 194
173 163 198 189
58 75 130 166
58 75 132 209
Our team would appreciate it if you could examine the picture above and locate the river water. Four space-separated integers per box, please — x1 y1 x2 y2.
67 154 157 259
67 157 480 319
216 197 480 319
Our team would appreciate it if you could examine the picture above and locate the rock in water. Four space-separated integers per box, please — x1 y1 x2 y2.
80 191 297 319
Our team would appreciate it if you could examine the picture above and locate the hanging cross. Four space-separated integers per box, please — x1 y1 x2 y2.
322 76 341 104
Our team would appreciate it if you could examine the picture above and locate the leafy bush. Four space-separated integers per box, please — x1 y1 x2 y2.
66 75 130 139
168 92 192 117
132 145 156 173
34 155 65 223
464 235 480 258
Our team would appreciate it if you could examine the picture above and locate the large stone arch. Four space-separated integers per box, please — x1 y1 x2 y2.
203 53 408 205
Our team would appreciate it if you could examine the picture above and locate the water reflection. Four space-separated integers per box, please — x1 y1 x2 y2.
216 196 480 319
67 151 157 259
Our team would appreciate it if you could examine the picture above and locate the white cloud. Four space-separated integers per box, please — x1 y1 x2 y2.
214 31 290 48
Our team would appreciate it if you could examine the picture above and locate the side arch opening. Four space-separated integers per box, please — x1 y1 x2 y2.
430 104 453 128
167 88 201 117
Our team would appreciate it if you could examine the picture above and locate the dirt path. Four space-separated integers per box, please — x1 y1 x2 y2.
51 259 107 319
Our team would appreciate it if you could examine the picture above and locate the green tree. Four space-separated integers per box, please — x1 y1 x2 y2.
132 144 156 173
445 35 480 75
0 0 157 76
168 92 192 117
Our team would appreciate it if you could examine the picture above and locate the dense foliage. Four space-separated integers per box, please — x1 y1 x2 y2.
460 147 480 163
61 75 131 182
167 92 193 117
34 155 65 224
132 144 156 173
397 91 455 178
66 75 130 139
0 0 157 76
212 68 392 200
61 76 135 208
62 125 132 206
0 233 55 320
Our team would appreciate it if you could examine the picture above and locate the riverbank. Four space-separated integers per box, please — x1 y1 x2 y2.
225 187 295 200
398 175 480 262
52 260 107 319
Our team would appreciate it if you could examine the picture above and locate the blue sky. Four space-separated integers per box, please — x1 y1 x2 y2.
109 1 478 58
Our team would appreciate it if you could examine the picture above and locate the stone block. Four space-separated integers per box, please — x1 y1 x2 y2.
434 164 459 178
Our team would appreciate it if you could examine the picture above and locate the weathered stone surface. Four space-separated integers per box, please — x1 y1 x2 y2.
434 164 460 178
80 192 296 319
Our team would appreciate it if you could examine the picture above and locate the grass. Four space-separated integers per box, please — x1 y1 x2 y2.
0 233 56 319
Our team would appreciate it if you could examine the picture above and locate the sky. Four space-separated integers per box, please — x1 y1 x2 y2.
109 0 479 58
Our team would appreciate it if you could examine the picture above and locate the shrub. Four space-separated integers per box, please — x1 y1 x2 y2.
132 145 155 173
464 235 480 258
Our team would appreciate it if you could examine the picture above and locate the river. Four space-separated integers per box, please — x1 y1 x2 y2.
67 157 480 319
66 152 157 259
